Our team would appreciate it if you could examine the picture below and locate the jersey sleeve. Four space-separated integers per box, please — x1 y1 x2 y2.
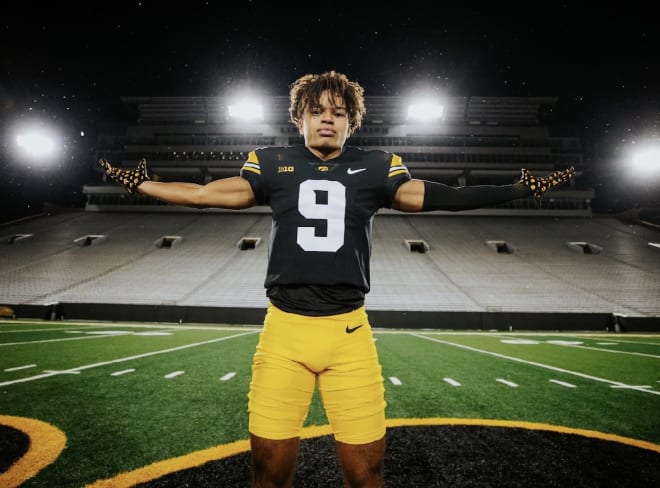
239 150 266 205
384 152 411 207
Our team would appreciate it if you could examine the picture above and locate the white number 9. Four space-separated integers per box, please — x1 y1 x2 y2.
297 179 346 252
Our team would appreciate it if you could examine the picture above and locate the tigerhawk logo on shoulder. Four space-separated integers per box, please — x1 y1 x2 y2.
278 166 295 173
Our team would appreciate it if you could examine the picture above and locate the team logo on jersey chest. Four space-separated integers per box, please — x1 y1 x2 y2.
307 162 337 173
278 165 295 173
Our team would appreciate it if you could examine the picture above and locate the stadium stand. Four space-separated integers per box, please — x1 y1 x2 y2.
85 95 591 213
1 210 658 330
1 95 658 330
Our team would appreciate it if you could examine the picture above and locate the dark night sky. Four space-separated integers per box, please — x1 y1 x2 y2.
1 2 658 222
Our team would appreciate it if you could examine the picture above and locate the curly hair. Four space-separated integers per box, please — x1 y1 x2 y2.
288 71 366 135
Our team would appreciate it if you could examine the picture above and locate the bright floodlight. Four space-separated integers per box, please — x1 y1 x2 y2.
407 99 444 123
16 128 59 158
629 144 660 175
228 98 264 121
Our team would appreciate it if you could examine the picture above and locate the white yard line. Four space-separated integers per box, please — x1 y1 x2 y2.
4 364 37 372
496 378 518 388
410 333 660 396
549 379 576 388
0 333 133 346
488 333 660 358
0 319 261 332
43 369 80 375
0 330 257 387
443 377 461 387
0 327 92 334
389 377 402 385
546 342 660 359
220 372 236 381
164 371 185 379
111 369 135 376
590 338 660 347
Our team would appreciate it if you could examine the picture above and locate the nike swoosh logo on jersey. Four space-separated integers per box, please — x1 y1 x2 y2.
345 324 364 334
347 168 366 175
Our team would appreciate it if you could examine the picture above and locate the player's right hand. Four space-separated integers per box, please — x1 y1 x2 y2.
99 158 150 194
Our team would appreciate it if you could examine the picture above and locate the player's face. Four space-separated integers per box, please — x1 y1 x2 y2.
298 90 350 160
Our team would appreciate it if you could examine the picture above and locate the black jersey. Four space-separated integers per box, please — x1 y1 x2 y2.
240 145 410 311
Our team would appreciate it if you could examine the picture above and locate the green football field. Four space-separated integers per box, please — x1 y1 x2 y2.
1 320 659 487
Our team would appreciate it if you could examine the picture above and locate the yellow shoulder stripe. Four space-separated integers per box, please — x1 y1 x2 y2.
388 154 409 178
246 151 259 164
241 151 261 175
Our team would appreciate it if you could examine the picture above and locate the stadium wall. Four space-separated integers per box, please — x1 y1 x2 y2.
6 302 660 332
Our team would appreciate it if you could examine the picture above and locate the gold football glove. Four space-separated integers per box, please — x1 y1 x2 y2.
518 166 575 202
99 158 150 194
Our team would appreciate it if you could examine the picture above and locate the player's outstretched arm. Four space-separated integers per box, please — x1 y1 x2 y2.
99 158 256 209
393 166 575 212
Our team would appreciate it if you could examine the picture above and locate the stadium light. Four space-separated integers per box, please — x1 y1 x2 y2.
12 123 62 166
406 97 444 123
627 143 660 176
227 97 264 122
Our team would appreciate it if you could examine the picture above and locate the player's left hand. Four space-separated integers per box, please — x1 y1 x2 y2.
99 158 150 194
518 166 575 202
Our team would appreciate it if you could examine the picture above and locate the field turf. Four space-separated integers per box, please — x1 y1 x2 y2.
1 320 658 487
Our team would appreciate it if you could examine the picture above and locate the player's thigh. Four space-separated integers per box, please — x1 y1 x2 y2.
318 326 386 444
248 311 316 439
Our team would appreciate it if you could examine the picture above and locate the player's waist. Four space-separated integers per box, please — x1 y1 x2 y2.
266 284 365 316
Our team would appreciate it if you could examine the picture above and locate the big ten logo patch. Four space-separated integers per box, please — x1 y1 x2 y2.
278 166 295 173
317 165 330 172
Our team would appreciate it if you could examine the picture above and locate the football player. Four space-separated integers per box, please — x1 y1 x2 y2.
100 70 574 487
